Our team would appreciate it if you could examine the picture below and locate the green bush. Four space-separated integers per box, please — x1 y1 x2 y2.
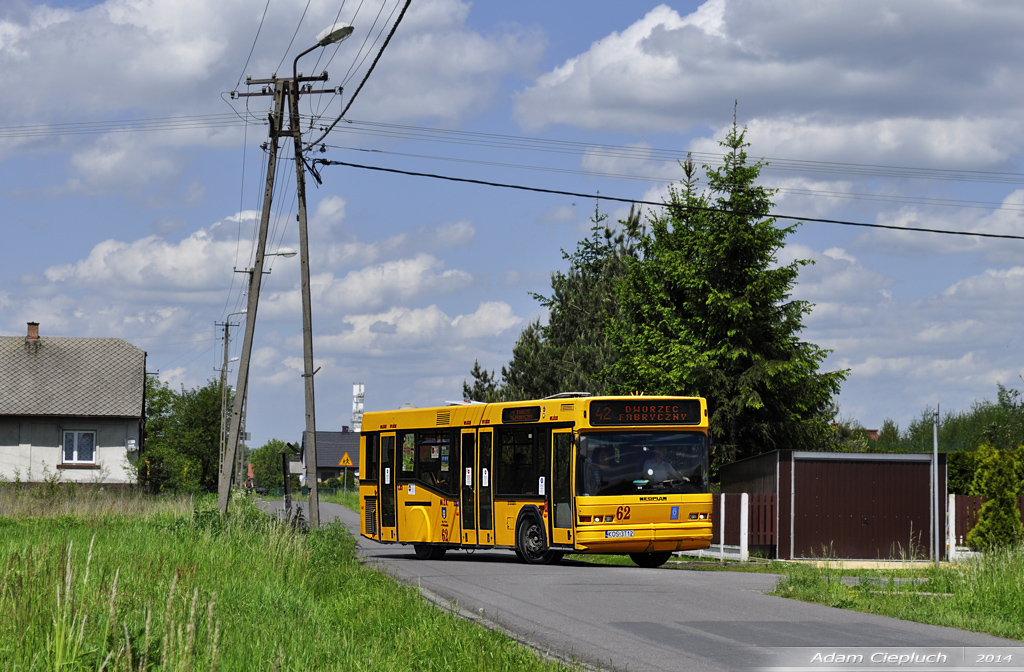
966 444 1024 551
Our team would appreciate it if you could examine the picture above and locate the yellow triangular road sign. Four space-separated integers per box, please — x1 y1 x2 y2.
339 452 353 467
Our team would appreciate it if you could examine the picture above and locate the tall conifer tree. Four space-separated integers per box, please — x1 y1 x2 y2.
609 118 846 470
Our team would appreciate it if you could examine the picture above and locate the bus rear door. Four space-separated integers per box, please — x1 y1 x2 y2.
550 428 574 547
379 432 397 542
460 429 476 545
478 428 494 546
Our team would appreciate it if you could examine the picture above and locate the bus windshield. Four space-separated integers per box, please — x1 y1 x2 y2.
578 431 708 496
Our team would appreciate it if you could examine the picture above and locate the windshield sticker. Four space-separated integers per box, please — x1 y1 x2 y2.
605 530 635 538
538 476 546 496
482 468 489 487
384 467 390 485
465 468 472 487
409 484 416 496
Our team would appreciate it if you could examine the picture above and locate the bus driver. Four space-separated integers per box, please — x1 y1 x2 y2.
642 445 684 483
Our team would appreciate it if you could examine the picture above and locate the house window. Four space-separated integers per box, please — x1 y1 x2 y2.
63 431 96 463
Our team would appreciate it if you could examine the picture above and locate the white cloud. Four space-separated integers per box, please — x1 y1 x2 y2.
318 300 522 355
515 1 1024 169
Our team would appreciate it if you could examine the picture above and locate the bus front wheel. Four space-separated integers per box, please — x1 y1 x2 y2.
516 517 561 565
630 551 672 568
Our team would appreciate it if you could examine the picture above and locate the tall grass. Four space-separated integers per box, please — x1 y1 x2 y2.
772 549 1024 641
0 489 569 671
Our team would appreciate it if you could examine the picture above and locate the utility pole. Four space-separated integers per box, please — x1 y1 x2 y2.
217 83 285 516
216 313 244 477
218 23 354 521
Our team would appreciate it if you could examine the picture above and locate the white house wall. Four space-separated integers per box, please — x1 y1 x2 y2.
0 418 138 484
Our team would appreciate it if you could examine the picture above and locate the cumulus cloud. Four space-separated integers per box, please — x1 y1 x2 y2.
515 1 1024 169
0 0 544 193
786 245 1024 425
318 300 522 355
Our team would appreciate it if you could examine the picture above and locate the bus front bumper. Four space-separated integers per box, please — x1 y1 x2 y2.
574 523 714 554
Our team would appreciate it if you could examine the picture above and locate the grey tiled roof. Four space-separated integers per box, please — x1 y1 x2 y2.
302 430 360 468
0 337 146 417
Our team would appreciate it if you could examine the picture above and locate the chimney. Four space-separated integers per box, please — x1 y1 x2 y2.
26 322 39 340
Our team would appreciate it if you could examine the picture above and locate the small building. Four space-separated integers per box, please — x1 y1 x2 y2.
301 428 359 482
721 450 947 560
0 322 146 484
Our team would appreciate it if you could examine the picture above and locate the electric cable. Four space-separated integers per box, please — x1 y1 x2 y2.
235 0 275 88
307 0 412 148
319 143 1024 212
315 159 1024 242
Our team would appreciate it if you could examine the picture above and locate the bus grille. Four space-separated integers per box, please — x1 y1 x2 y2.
365 498 377 535
436 411 450 425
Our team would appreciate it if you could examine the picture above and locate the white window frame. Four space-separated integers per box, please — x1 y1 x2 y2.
63 430 97 464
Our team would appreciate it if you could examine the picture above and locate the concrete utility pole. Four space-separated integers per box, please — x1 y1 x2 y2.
288 70 322 529
218 23 355 522
217 83 285 516
217 311 245 479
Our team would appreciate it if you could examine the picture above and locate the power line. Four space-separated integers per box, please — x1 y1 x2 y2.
308 0 413 147
315 159 1024 242
235 0 275 88
323 119 1024 186
321 143 1024 213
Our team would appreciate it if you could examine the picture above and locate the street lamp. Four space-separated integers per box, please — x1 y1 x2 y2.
269 247 297 258
290 23 354 529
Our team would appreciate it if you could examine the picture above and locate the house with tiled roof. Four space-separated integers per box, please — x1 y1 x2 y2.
301 428 360 482
0 322 146 484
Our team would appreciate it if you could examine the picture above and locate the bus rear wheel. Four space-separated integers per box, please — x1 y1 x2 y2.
414 544 446 560
516 517 561 565
630 551 673 568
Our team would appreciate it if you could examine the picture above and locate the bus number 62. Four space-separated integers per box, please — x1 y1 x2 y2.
616 506 631 521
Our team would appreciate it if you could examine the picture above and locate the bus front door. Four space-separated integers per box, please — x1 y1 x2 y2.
550 429 574 547
477 428 494 546
379 432 397 542
460 429 477 545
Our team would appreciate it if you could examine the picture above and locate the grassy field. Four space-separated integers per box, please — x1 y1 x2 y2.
0 485 571 671
771 551 1024 641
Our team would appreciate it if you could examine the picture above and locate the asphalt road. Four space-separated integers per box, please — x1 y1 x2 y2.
265 499 1020 672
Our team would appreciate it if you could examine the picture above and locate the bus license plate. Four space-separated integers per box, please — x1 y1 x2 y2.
605 530 634 538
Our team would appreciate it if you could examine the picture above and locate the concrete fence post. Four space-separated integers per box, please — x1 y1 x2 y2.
740 493 749 561
947 493 957 561
720 493 726 561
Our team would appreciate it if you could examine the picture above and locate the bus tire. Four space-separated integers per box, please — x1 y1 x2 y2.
430 547 447 560
516 516 559 565
414 544 434 560
629 551 672 568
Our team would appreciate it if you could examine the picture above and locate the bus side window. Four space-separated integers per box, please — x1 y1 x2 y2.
416 431 444 488
364 434 379 481
401 432 415 476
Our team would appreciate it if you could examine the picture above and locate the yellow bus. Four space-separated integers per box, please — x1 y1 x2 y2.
359 394 713 567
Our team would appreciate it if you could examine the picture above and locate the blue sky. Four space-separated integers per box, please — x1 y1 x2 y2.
3 0 1024 448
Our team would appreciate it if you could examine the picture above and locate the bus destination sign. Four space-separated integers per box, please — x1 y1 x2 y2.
589 399 701 426
502 406 542 423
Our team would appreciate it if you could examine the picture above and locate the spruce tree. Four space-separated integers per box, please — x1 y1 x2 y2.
609 118 846 471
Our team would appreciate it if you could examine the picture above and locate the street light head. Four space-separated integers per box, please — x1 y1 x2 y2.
316 23 354 46
273 247 297 258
